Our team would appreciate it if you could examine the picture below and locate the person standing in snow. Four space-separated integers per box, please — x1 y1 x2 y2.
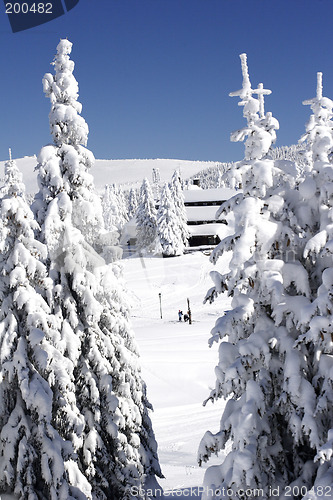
178 310 183 321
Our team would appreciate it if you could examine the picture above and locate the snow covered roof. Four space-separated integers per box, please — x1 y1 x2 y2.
186 205 222 221
183 187 239 203
189 223 232 239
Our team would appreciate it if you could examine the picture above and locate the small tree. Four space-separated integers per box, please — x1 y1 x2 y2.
169 170 189 247
101 183 129 234
156 182 185 257
136 178 157 253
118 185 129 227
102 184 118 233
128 187 138 219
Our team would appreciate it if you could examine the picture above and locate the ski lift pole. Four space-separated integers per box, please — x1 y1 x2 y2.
159 292 162 319
187 297 192 325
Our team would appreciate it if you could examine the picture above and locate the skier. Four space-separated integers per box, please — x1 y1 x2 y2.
178 310 183 321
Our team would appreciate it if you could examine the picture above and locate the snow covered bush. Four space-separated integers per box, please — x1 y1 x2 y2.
198 54 330 499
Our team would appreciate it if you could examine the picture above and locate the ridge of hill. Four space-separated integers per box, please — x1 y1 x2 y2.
0 156 223 194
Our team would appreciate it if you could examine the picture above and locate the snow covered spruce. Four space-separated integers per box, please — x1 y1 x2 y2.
156 182 185 257
102 184 128 236
0 158 84 499
155 172 189 257
136 171 188 257
295 72 333 498
136 178 157 254
0 39 162 500
198 55 333 499
169 170 189 249
127 188 138 221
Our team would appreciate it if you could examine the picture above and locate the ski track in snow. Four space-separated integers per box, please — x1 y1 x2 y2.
122 251 232 498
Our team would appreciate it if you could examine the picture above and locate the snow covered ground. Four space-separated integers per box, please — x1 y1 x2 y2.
1 251 231 500
122 250 232 498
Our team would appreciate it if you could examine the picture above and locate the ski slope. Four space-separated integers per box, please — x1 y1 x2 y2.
122 250 232 498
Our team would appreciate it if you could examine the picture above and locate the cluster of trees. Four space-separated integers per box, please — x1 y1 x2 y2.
102 173 190 258
188 162 234 190
135 172 189 257
188 145 307 191
199 54 333 499
101 168 190 258
0 39 162 499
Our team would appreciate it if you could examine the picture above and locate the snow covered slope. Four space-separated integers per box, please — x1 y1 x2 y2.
0 156 221 195
121 251 232 497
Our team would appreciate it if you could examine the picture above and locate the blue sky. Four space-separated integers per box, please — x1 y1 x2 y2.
1 0 333 162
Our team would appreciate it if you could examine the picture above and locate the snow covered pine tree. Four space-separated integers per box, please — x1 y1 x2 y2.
31 39 162 499
102 184 129 235
136 178 157 253
196 54 327 499
156 182 185 257
169 171 189 249
0 158 86 499
128 188 138 220
287 72 333 499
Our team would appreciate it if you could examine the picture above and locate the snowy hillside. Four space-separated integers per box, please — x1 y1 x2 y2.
0 156 221 195
121 251 232 497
